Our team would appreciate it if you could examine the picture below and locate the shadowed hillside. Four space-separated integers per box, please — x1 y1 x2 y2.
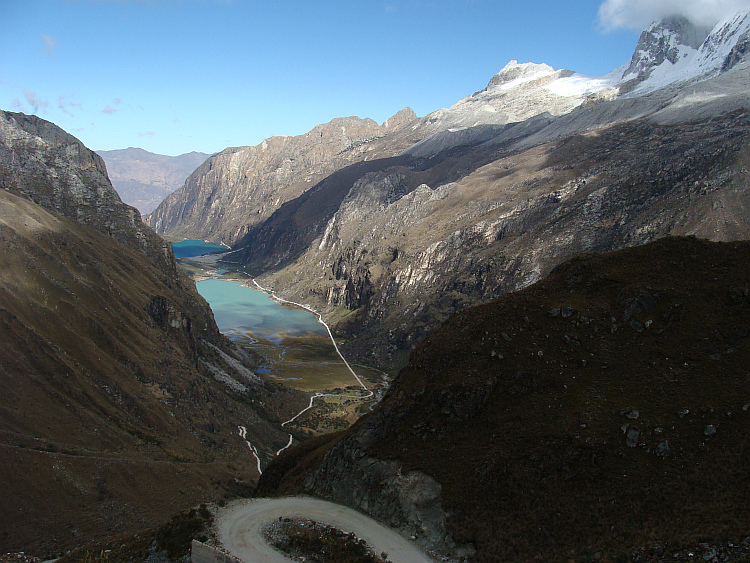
0 112 306 558
258 237 750 562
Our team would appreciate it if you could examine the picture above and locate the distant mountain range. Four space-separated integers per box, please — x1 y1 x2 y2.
97 147 209 215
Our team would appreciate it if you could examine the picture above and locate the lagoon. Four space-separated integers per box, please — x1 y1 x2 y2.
171 239 226 259
196 277 385 393
196 278 327 343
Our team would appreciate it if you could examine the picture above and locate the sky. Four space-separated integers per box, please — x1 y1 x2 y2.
0 0 742 156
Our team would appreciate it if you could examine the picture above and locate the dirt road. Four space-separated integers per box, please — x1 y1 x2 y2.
215 496 435 563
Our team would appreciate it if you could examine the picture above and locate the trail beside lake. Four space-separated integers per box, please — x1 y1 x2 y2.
223 276 376 475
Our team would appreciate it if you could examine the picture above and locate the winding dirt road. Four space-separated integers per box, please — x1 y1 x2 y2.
216 497 435 563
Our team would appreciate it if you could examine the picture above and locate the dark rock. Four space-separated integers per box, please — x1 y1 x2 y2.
626 428 641 447
655 441 671 458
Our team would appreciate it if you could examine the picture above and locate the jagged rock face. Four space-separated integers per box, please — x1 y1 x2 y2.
0 110 176 275
624 16 708 78
722 28 750 70
260 236 750 562
620 10 750 94
301 428 463 560
246 110 750 371
97 148 209 215
717 12 750 71
146 110 419 244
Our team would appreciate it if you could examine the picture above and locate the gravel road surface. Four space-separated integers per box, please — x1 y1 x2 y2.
215 496 435 563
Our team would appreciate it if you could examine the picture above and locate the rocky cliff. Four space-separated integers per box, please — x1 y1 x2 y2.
258 236 750 562
0 111 177 275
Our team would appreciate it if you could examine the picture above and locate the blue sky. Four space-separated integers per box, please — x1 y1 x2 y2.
0 0 727 156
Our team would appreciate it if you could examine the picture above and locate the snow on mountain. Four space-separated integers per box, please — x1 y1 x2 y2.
420 61 610 133
419 10 749 137
620 10 750 95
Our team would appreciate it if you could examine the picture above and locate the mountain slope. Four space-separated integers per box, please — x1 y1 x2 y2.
0 112 303 558
0 111 175 274
146 109 419 245
97 147 209 215
258 236 750 562
234 105 750 371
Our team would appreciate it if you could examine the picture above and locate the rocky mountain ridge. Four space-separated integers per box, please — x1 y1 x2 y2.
97 147 209 215
146 108 419 244
619 10 750 94
229 64 750 370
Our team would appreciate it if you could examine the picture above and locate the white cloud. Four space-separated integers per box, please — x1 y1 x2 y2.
598 0 749 31
43 34 57 57
24 91 49 114
58 95 82 117
102 99 122 114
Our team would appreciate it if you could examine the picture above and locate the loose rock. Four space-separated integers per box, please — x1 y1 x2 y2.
626 428 640 447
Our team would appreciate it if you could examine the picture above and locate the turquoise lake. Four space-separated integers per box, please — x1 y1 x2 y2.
196 278 327 342
171 239 227 259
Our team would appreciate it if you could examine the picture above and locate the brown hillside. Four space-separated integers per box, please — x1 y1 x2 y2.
259 236 750 562
0 189 295 558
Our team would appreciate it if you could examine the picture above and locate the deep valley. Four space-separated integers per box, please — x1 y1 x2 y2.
2 7 750 563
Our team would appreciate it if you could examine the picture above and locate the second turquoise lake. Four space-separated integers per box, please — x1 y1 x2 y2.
196 278 327 342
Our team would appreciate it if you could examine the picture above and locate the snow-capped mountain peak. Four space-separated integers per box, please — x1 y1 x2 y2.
622 15 709 81
486 61 561 90
619 10 750 95
414 10 750 140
